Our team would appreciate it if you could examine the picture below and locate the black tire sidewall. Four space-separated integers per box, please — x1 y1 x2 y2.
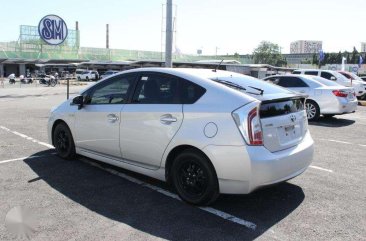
53 123 76 160
171 150 219 205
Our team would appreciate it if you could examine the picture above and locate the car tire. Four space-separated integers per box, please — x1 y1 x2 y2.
78 77 81 81
171 149 219 206
86 76 89 81
53 123 76 160
305 100 320 121
323 114 335 118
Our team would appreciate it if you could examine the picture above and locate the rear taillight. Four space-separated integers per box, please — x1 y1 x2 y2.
332 90 348 97
247 108 263 145
232 102 263 146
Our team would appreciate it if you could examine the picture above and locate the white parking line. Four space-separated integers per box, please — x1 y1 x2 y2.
0 153 55 164
318 139 352 145
309 165 334 173
0 126 54 149
317 138 366 147
82 158 257 230
0 125 257 230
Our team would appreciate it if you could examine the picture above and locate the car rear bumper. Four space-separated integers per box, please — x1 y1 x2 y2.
202 131 314 194
322 98 358 115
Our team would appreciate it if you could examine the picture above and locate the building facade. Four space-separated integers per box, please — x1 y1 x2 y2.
362 42 366 52
290 40 323 54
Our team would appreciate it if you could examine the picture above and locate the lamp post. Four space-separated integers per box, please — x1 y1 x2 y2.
165 0 173 67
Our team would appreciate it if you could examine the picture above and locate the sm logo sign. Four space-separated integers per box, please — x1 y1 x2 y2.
38 15 68 45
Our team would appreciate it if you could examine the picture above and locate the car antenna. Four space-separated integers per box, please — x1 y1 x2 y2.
213 59 224 72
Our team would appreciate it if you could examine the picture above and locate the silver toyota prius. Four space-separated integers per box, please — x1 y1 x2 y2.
48 68 314 205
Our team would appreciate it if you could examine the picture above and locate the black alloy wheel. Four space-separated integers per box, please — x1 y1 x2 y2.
172 149 219 206
53 123 76 160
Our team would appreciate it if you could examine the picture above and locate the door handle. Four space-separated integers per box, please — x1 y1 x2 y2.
107 114 119 123
160 114 177 124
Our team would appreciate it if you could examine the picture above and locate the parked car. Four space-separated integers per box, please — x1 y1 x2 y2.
77 70 98 81
292 69 366 99
263 75 357 121
48 68 314 205
339 71 366 86
359 76 366 82
100 70 119 79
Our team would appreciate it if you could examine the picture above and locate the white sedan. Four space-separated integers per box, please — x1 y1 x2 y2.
263 75 357 121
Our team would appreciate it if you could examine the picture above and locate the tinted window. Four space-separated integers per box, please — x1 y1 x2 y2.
320 72 336 80
133 73 206 104
260 99 305 118
277 77 308 88
292 71 301 74
181 79 206 104
86 74 136 105
304 71 318 76
133 74 180 104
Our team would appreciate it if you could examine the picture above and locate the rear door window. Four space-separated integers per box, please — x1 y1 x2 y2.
132 73 206 104
277 77 308 88
320 72 336 80
304 71 319 76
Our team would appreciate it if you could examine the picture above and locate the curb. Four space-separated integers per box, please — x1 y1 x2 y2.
358 101 366 106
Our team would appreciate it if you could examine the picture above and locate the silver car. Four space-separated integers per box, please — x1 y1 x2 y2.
263 75 358 121
48 68 314 205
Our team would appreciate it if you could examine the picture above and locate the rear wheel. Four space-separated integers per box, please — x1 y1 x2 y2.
305 100 320 121
171 149 219 206
53 123 76 160
86 76 89 81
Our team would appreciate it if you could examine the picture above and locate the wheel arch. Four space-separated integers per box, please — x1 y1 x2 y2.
51 119 72 146
164 144 217 184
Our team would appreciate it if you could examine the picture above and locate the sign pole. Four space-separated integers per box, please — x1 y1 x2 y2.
67 79 69 100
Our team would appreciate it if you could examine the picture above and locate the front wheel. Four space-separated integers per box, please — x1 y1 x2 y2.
50 79 57 87
305 100 320 121
171 149 219 206
53 123 76 160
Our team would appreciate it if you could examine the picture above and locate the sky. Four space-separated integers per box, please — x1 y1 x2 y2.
0 0 365 55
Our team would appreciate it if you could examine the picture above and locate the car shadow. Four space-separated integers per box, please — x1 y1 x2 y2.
309 116 355 127
24 150 305 241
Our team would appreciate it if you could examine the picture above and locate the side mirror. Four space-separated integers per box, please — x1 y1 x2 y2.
71 95 84 109
330 76 337 81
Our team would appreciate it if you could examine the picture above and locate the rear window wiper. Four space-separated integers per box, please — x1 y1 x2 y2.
213 79 247 91
247 86 264 95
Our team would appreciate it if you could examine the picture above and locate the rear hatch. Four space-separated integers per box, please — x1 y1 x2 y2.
259 96 307 152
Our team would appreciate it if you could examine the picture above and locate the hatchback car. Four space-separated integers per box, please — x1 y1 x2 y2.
263 75 357 121
48 68 314 205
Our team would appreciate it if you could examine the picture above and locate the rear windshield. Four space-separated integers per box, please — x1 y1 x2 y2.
260 98 305 118
212 75 294 95
311 76 342 86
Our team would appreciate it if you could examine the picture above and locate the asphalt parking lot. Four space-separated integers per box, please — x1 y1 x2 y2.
0 85 365 241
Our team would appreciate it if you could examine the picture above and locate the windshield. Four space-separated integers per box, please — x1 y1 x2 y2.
349 72 364 81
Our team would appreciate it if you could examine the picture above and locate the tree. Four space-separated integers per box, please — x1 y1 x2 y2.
252 41 287 67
